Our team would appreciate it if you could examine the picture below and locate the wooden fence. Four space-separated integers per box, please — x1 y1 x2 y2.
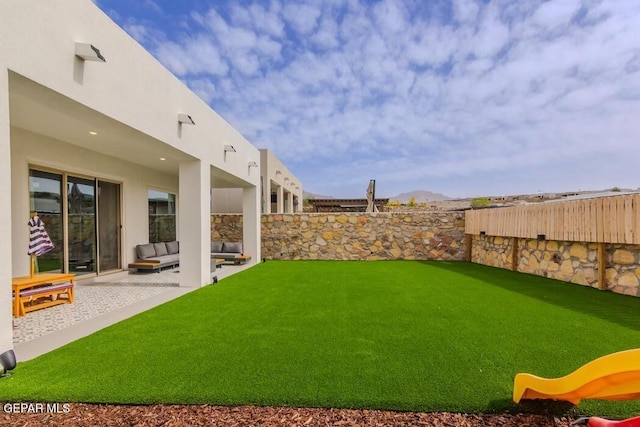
465 194 640 244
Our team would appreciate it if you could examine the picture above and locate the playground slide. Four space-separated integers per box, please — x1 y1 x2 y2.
574 415 640 427
513 348 640 404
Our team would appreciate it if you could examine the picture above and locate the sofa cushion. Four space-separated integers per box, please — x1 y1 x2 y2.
146 254 179 266
136 243 156 259
166 241 179 254
153 242 168 256
222 242 243 254
211 241 223 253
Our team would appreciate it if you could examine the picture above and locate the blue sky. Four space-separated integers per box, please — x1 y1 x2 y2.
95 0 640 199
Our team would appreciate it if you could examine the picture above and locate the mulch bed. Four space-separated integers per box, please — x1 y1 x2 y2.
1 404 577 426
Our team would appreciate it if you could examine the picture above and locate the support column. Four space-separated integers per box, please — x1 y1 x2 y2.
277 185 284 213
243 185 260 263
0 69 14 354
286 190 294 213
264 179 272 214
178 160 210 287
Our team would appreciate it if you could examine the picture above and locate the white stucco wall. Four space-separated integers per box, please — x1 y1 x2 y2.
211 188 245 213
261 149 303 213
212 150 303 214
0 69 14 355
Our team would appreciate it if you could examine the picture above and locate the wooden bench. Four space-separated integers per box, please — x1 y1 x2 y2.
12 273 75 317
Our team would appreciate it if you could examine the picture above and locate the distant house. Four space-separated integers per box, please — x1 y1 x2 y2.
308 199 390 212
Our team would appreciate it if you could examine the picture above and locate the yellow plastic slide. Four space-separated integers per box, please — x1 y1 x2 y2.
513 348 640 404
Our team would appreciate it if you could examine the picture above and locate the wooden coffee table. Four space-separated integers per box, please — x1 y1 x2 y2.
232 255 251 265
128 260 162 272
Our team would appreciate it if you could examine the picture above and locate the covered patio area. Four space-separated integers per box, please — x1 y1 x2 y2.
13 263 252 361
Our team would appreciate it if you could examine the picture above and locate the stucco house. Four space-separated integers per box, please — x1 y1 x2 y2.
212 149 303 214
1 1 262 357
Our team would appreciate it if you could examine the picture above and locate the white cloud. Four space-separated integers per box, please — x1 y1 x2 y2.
188 78 216 104
155 35 228 76
102 0 640 197
283 4 322 35
530 0 582 31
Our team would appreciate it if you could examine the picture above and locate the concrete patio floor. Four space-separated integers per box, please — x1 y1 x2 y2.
13 263 252 361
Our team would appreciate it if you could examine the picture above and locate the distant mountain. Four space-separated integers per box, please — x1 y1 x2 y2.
389 190 451 203
303 191 334 200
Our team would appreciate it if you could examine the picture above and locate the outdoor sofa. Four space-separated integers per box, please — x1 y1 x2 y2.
129 240 250 272
211 241 251 264
132 241 180 271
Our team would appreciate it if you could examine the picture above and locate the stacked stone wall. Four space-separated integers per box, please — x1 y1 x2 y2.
471 236 640 296
606 244 640 295
211 214 243 242
212 212 467 261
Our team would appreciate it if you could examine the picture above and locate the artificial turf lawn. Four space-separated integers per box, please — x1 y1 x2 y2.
2 261 640 417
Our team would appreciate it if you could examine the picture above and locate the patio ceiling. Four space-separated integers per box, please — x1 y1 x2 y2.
8 72 246 189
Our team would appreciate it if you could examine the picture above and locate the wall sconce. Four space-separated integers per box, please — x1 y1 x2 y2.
75 42 106 62
537 234 546 241
248 161 258 168
284 177 290 183
178 114 195 125
224 145 236 153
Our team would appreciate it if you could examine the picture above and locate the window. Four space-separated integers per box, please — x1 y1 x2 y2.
148 190 176 243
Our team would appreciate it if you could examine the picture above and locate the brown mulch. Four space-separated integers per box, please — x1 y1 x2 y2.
0 404 578 426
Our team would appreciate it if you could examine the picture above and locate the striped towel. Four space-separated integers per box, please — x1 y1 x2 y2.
27 216 54 256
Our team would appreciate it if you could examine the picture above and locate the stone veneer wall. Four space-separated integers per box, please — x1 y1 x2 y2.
471 235 640 296
211 212 467 261
211 214 244 242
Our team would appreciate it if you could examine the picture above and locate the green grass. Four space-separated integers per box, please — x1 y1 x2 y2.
2 261 640 417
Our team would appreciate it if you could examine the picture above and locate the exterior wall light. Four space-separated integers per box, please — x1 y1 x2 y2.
248 161 258 168
75 42 106 62
224 145 236 153
178 114 195 125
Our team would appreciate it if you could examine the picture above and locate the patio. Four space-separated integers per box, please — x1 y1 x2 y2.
13 263 251 361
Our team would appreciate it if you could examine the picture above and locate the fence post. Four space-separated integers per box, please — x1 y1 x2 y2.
466 234 473 262
597 242 606 290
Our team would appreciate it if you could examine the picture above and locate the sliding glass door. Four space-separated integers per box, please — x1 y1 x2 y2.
67 176 96 275
29 168 122 276
29 170 64 273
